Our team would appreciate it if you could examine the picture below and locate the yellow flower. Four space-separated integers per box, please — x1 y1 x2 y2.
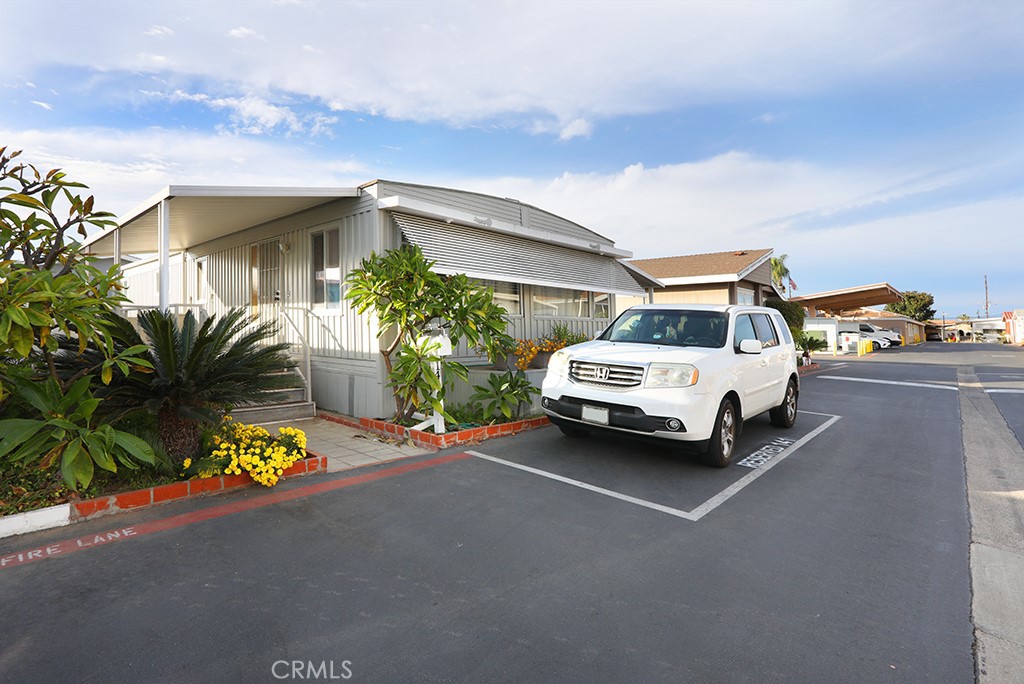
183 457 192 468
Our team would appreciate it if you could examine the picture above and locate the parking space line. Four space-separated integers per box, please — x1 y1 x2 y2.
986 389 1024 394
466 451 700 520
819 376 960 391
686 414 841 521
797 409 840 417
468 411 841 523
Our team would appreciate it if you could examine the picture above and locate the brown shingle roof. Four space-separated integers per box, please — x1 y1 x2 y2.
629 249 773 279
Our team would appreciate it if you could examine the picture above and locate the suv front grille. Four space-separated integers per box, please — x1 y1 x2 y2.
569 360 645 388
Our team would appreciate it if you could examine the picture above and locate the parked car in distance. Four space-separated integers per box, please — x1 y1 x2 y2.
839 325 890 351
857 322 903 346
541 304 799 467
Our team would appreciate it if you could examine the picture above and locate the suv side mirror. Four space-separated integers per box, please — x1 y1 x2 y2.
738 338 762 354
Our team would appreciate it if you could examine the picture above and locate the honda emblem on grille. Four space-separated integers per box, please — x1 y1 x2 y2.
595 366 610 381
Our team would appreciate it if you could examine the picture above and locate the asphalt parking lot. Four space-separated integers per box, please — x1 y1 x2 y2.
4 343 1019 683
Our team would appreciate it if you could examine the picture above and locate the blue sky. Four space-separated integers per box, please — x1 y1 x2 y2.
3 0 1022 318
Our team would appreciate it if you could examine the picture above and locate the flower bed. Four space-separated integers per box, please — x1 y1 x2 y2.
70 452 327 522
320 412 550 450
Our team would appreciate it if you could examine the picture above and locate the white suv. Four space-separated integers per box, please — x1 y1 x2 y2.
541 304 799 467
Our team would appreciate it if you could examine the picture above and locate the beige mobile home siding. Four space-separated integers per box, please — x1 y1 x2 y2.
192 194 387 417
653 285 731 305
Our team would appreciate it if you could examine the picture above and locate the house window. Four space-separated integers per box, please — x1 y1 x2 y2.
737 287 755 305
593 293 610 319
312 230 341 308
532 286 591 318
477 279 522 316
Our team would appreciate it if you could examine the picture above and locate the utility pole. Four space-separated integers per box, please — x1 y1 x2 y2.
984 275 990 318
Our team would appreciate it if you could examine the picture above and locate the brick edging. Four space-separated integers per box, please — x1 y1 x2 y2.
318 412 550 450
797 363 821 375
69 452 328 523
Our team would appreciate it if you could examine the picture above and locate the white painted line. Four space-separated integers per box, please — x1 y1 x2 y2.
818 376 960 391
990 355 1016 358
686 414 842 521
819 362 849 369
466 450 700 520
0 503 71 540
468 410 842 523
986 389 1024 394
797 409 839 417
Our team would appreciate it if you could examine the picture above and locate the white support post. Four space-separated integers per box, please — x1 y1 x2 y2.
158 199 170 312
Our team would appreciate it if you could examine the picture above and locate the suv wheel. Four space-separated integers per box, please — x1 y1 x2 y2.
871 340 880 351
770 379 798 428
702 398 737 468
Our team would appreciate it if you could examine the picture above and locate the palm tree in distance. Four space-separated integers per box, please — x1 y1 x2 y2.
770 254 793 297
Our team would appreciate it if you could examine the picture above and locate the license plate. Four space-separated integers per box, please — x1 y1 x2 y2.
581 405 609 425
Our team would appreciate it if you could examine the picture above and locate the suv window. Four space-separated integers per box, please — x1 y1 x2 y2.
733 314 757 351
772 313 793 344
752 313 779 348
860 324 873 333
604 309 728 348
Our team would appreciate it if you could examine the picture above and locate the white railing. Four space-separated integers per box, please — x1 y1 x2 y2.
279 306 313 403
119 303 209 321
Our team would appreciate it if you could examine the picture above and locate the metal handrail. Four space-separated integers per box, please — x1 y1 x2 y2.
279 306 313 404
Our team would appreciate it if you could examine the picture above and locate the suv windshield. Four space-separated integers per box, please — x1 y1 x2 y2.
601 310 728 348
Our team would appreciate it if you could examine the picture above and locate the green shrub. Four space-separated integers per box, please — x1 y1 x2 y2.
469 370 540 422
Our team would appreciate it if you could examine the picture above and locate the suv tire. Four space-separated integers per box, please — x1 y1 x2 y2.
702 398 737 468
769 379 798 428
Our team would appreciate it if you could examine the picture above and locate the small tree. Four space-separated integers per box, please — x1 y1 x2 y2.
0 146 155 488
885 290 936 322
345 245 513 423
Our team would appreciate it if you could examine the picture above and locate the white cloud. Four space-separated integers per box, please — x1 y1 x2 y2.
227 26 265 40
1 1 1020 133
30 101 53 111
558 119 593 141
144 25 174 38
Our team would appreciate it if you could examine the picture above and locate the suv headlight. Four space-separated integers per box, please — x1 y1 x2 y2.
645 363 699 388
547 349 570 377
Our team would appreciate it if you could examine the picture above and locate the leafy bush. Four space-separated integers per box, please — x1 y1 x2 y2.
765 298 806 337
0 376 156 489
470 370 540 422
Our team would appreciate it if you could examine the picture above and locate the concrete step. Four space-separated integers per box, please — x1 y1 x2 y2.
231 401 316 425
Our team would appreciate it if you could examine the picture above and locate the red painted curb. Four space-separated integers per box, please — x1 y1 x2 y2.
318 412 550 450
69 453 327 523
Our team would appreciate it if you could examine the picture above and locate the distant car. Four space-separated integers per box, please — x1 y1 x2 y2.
541 304 799 468
840 327 889 351
926 332 942 342
979 333 1003 344
856 323 903 347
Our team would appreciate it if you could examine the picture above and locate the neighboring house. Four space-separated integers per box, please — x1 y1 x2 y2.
83 181 649 419
1004 310 1024 345
623 249 782 309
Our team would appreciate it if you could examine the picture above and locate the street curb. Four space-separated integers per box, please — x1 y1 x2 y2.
0 452 327 541
319 412 551 450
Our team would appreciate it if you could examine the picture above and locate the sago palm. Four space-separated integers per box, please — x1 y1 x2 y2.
93 308 301 461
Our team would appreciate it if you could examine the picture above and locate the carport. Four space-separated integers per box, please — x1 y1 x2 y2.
790 283 902 316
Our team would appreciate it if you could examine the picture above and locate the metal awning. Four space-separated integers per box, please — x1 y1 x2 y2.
83 185 360 256
393 213 647 296
790 283 903 315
